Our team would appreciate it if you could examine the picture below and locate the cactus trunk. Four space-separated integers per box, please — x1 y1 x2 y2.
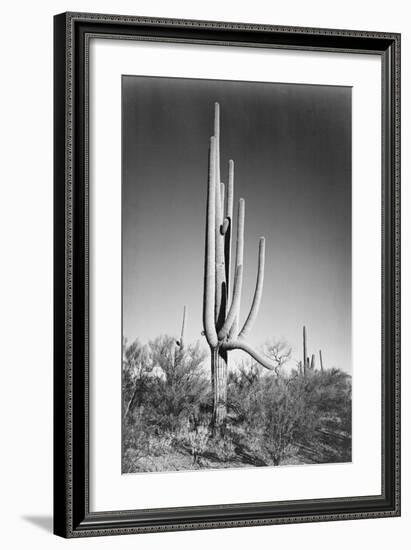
212 347 228 428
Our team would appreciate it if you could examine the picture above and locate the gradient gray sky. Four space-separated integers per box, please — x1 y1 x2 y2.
122 76 351 372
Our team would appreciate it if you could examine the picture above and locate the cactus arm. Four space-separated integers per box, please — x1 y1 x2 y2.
220 182 225 220
222 339 277 371
223 160 234 295
218 265 243 339
213 103 222 235
214 102 220 185
214 106 222 237
203 136 218 348
214 107 226 330
238 237 266 340
229 317 239 341
214 141 222 233
226 160 234 222
228 198 245 340
235 199 245 266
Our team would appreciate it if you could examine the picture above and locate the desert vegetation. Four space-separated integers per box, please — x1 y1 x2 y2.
122 333 351 473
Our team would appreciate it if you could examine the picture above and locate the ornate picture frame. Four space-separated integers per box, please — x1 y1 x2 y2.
54 12 400 538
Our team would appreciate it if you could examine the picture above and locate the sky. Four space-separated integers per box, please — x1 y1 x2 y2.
122 75 352 373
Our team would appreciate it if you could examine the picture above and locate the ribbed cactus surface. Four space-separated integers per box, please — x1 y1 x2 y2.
202 103 277 426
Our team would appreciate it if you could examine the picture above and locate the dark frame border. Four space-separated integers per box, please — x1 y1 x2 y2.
53 12 401 538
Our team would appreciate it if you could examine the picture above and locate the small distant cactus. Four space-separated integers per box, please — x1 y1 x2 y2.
302 326 316 375
175 305 187 349
319 349 325 372
173 305 187 368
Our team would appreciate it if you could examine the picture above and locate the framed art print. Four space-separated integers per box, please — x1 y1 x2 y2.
54 12 401 537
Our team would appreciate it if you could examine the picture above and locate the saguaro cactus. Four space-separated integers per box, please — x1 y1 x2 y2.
173 305 187 367
302 325 316 375
203 102 277 427
303 326 307 376
176 305 187 349
319 349 324 372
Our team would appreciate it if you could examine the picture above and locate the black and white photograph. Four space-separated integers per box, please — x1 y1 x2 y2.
121 75 352 474
50 10 400 540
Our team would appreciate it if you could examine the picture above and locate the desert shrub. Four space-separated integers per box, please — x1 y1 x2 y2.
146 336 209 432
122 430 148 473
208 423 237 462
228 370 317 465
186 422 210 464
262 339 292 375
227 360 265 425
227 360 351 466
122 338 153 419
189 424 210 464
259 375 319 464
123 336 211 469
308 369 352 431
